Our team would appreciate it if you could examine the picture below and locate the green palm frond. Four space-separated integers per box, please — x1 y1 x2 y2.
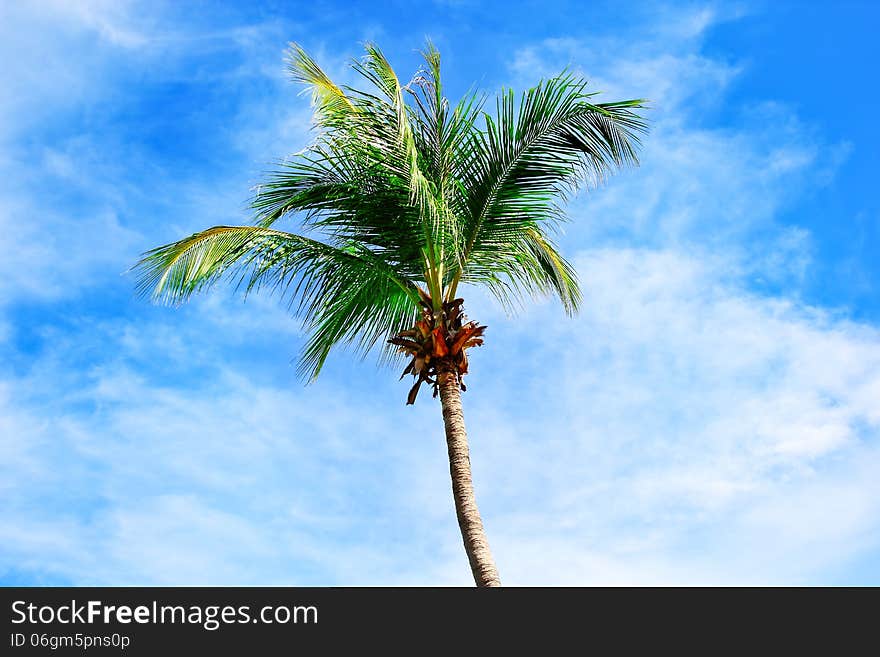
460 225 580 315
134 224 420 379
446 74 647 301
354 43 452 305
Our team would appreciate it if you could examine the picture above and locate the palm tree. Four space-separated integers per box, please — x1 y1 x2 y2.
134 41 647 587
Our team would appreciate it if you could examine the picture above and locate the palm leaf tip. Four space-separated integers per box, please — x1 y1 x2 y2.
285 42 326 89
132 242 197 306
286 42 354 122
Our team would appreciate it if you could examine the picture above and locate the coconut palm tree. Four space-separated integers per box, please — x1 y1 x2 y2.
134 41 647 587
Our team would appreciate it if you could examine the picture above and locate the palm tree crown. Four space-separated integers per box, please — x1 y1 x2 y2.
134 40 647 587
135 42 646 398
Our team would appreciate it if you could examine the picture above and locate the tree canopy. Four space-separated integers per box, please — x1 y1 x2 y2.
134 42 648 380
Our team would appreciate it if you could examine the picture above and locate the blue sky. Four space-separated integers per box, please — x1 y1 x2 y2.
1 0 878 585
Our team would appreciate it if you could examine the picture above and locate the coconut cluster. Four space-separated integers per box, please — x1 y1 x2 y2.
388 291 486 405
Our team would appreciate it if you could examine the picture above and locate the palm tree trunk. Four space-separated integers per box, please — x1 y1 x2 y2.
437 371 501 587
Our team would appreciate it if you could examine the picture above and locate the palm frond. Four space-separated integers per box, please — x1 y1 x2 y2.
354 43 452 304
447 74 647 298
132 224 420 378
461 225 580 315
